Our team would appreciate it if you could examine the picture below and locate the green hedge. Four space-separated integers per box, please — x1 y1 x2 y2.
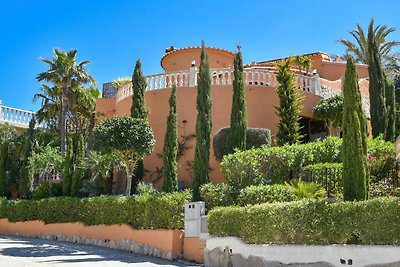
200 183 297 209
221 136 397 186
213 127 271 161
236 184 297 206
0 191 191 229
200 183 233 209
208 197 400 245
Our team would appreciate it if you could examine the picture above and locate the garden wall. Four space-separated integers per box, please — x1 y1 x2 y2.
205 237 400 267
0 219 206 263
0 219 183 260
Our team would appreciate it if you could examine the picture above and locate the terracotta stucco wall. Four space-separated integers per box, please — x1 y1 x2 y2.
161 47 235 71
0 219 183 255
97 86 321 188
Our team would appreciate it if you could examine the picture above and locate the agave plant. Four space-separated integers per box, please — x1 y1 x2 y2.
284 179 326 199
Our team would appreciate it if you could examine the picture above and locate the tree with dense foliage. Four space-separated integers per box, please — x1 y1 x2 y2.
28 145 64 180
192 42 212 201
37 49 95 158
93 116 155 195
62 137 73 195
385 76 396 141
228 46 247 155
367 24 388 138
275 58 303 145
0 125 23 197
338 19 399 138
313 95 344 136
85 151 125 196
130 59 149 194
71 134 86 196
342 57 369 201
162 86 178 192
19 119 37 198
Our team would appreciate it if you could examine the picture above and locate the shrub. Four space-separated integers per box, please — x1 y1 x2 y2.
221 136 398 188
200 183 233 209
137 181 158 196
284 179 326 199
367 137 398 186
32 182 63 200
0 190 191 229
208 197 400 245
221 136 342 185
213 127 271 161
236 184 297 206
302 163 343 197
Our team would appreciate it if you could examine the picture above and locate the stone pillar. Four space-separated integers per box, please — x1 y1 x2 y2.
313 73 321 96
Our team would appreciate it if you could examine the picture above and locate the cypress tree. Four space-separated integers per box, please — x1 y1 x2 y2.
130 59 149 194
192 41 212 201
385 75 396 141
367 24 388 138
71 134 85 196
275 58 303 145
342 57 369 201
0 143 8 196
161 86 178 192
62 137 73 195
19 118 36 198
228 45 247 154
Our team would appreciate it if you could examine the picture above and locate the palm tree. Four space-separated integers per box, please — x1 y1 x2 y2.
37 49 95 158
337 19 400 67
33 84 61 130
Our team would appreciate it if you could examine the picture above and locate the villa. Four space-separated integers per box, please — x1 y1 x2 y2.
95 46 371 189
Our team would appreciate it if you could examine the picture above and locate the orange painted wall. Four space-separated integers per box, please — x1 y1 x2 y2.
161 47 235 71
184 237 206 263
97 85 322 188
0 219 183 255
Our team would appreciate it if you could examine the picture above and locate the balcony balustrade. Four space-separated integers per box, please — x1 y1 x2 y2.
116 67 319 102
0 102 40 129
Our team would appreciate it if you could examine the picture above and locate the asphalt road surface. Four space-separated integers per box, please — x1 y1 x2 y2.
0 235 198 267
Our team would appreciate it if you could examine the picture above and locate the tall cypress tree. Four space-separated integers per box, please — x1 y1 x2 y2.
342 57 369 201
71 134 85 196
62 137 73 195
192 42 212 201
0 143 8 196
161 86 178 192
130 59 149 194
228 45 247 154
275 58 303 145
19 118 36 198
385 75 396 141
367 24 388 138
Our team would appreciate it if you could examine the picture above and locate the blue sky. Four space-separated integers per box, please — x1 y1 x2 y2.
1 0 400 111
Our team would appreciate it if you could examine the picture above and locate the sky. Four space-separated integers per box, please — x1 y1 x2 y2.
1 0 400 111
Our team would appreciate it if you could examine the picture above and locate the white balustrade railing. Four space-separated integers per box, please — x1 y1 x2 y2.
115 67 319 102
0 105 37 128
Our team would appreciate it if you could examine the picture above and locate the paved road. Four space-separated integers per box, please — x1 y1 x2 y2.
0 235 197 267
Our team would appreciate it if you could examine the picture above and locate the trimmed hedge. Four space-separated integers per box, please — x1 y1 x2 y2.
213 127 271 161
200 183 297 209
236 185 297 206
208 197 400 245
221 136 397 185
200 183 233 209
0 190 191 229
